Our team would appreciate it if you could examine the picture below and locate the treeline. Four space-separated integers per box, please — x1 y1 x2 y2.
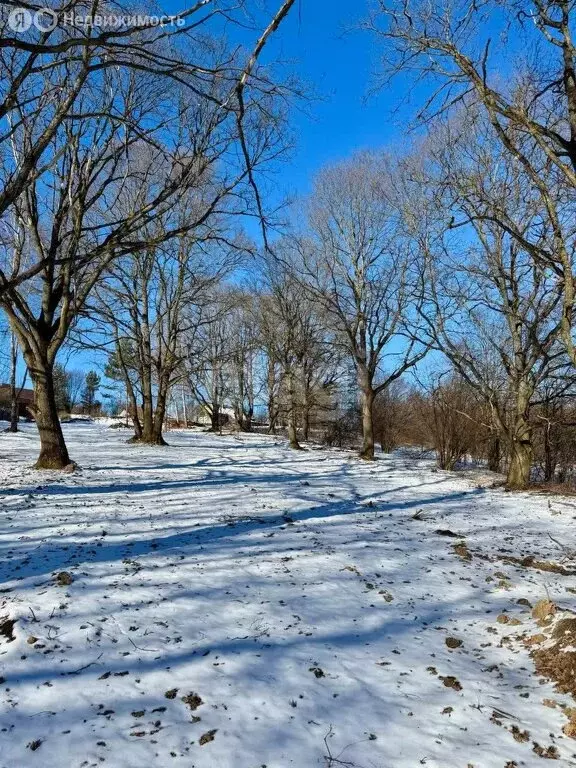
3 0 576 494
0 0 298 467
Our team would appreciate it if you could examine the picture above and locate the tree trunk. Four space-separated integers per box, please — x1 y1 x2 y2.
8 334 18 433
132 381 169 446
359 384 375 461
302 372 312 442
132 413 143 441
487 435 501 473
210 367 221 433
302 410 310 442
543 422 555 482
507 440 532 490
181 385 188 427
140 389 154 442
267 359 277 435
288 370 302 449
9 394 19 433
268 406 277 435
150 383 169 446
243 406 253 433
127 386 142 441
31 363 71 469
287 418 301 449
506 408 533 490
121 375 142 441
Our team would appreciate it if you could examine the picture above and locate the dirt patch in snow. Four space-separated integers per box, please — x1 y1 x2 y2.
454 542 576 576
532 614 576 698
533 646 576 698
199 729 217 745
520 604 576 740
500 555 576 576
182 692 203 711
0 616 15 642
452 542 472 560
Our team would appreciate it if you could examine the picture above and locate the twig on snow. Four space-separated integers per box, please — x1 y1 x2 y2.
548 533 576 561
323 725 369 768
66 653 103 675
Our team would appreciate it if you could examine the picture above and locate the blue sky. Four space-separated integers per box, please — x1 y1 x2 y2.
250 0 402 197
54 0 419 382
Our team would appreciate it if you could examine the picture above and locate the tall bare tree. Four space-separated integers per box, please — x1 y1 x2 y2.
369 0 576 374
227 292 261 432
0 0 298 468
90 215 241 444
258 251 337 448
0 0 298 294
186 297 234 432
403 130 566 488
299 152 427 460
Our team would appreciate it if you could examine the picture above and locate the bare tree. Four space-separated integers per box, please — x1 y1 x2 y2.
423 374 480 471
404 130 566 488
186 298 234 432
67 369 85 412
373 380 410 454
104 338 142 435
0 0 298 295
259 257 327 450
298 152 427 460
91 215 241 444
0 76 196 466
227 292 262 432
369 0 576 374
0 1 298 468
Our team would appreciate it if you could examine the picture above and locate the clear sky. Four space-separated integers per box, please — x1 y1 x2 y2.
251 0 404 198
54 0 416 380
36 0 421 385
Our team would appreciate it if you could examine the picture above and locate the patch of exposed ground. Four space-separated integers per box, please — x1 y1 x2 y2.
517 600 576 740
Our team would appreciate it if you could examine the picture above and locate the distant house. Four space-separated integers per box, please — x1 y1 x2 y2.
192 405 235 427
0 385 35 419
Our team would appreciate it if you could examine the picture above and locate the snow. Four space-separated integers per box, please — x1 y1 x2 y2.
1 422 576 767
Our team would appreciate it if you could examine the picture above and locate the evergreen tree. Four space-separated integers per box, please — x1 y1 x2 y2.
82 371 101 415
53 364 71 413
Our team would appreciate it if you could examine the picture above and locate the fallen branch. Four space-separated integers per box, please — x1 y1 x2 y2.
66 653 103 675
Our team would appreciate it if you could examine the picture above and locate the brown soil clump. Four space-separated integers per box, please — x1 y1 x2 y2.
55 571 74 586
164 688 178 699
562 710 576 739
533 644 576 697
524 634 547 647
532 600 556 622
453 542 472 561
552 618 576 640
199 729 217 745
530 607 576 739
0 617 15 642
503 555 576 576
182 693 203 711
440 675 462 691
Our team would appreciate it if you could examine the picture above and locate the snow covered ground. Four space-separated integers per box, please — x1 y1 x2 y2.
1 423 576 768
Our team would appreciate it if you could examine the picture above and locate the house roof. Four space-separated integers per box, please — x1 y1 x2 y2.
0 385 35 404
